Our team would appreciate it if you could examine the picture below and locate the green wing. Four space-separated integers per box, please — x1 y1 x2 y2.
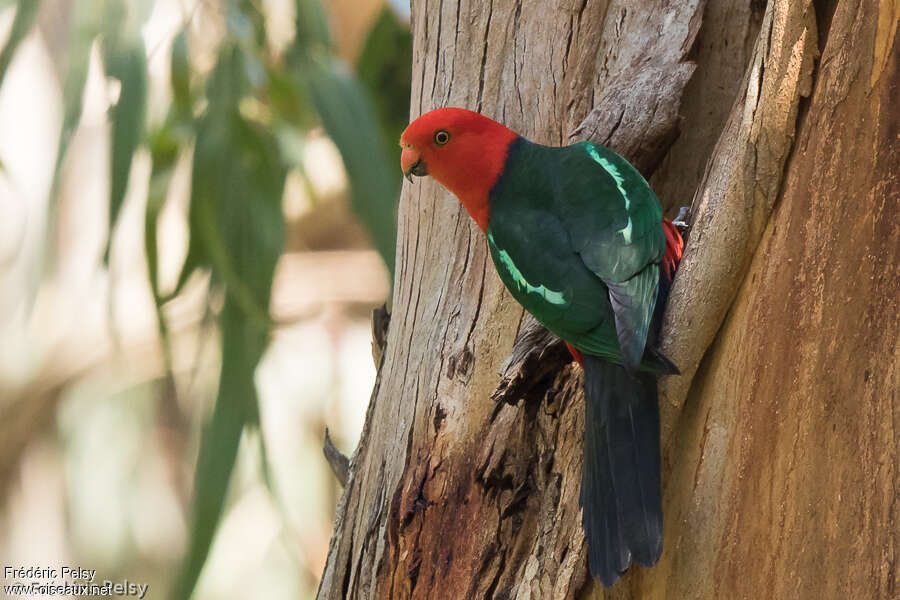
486 211 623 362
486 208 605 333
556 142 666 370
487 139 666 370
555 142 665 283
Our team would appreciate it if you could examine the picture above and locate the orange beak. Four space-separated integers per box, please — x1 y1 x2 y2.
401 147 427 182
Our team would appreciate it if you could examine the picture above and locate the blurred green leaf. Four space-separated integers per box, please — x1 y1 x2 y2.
274 122 324 209
163 235 206 303
147 122 180 169
267 66 315 130
293 0 331 52
144 150 175 298
357 7 412 166
52 2 109 175
174 43 285 600
144 159 174 366
170 30 191 114
144 116 182 336
38 0 120 304
193 183 274 330
302 57 398 274
234 0 268 49
174 331 247 600
104 38 148 262
0 0 42 89
285 0 400 275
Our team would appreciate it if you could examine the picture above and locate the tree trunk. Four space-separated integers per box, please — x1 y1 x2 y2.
316 0 899 598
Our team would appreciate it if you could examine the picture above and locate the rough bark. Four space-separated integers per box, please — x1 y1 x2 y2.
657 0 819 417
646 0 900 597
317 1 705 597
317 0 899 598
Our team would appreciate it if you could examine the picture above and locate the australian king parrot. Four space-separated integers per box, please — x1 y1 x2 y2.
400 108 683 586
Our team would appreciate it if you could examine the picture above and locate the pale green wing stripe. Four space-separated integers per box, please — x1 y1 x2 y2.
487 231 567 306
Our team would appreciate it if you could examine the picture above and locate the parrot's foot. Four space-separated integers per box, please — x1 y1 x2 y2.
672 206 690 238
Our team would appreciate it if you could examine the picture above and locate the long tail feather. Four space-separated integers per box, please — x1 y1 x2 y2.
580 354 662 586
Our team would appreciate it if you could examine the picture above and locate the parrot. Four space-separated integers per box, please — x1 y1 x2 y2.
399 107 684 587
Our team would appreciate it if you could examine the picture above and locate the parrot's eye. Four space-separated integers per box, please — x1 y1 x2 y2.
434 130 450 145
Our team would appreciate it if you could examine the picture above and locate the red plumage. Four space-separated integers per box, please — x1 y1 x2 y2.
400 108 517 231
661 219 684 282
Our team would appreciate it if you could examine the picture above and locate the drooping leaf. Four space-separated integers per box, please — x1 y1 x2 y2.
173 321 249 600
144 160 175 304
143 113 185 360
174 43 285 600
37 0 119 305
0 0 42 89
154 30 207 303
163 234 206 303
144 161 174 362
104 38 148 262
293 0 331 52
268 66 315 129
52 1 111 177
170 29 191 115
303 57 398 275
356 6 412 167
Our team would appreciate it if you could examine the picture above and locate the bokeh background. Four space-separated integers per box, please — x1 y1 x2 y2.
0 0 410 597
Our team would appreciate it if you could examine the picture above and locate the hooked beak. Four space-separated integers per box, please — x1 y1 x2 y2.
401 148 428 182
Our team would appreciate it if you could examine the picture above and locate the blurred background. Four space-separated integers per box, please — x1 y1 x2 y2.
0 0 410 597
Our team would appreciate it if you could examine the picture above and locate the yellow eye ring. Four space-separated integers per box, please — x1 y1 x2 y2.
434 130 450 145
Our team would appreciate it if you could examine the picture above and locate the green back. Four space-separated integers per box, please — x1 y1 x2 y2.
486 138 665 369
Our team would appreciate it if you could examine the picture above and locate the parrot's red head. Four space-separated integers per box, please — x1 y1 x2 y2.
400 108 518 232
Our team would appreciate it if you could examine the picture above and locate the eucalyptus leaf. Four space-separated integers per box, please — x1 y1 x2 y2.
170 29 191 114
41 0 120 303
174 43 285 600
163 235 206 303
174 335 249 600
144 161 174 366
0 0 42 89
293 0 331 52
356 6 412 167
53 0 109 178
103 39 147 262
144 164 173 302
304 58 398 275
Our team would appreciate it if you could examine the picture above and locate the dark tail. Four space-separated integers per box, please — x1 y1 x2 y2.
580 353 662 587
